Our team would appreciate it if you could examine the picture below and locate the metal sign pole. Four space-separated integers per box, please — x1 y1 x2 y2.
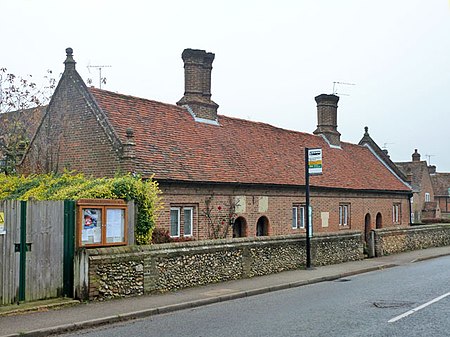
305 148 312 269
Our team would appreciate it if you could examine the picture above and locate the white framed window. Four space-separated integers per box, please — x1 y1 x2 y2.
183 207 193 237
170 207 180 237
425 193 430 202
393 204 400 223
292 205 305 229
339 204 349 226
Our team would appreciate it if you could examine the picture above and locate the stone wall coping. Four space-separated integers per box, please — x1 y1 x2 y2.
374 224 450 235
82 231 362 258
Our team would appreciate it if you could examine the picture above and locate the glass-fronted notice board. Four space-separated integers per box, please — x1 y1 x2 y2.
77 199 127 247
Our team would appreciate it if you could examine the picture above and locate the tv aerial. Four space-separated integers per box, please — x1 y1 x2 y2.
425 154 435 164
332 81 355 96
87 64 112 89
383 142 394 150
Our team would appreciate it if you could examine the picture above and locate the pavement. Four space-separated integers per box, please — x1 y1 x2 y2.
1 245 449 337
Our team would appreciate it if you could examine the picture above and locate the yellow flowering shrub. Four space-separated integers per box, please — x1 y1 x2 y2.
0 172 161 244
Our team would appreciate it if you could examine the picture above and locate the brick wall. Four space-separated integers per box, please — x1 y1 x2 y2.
75 231 363 300
158 182 410 240
20 72 124 176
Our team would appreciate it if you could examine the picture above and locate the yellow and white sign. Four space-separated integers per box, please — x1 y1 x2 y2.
0 211 5 234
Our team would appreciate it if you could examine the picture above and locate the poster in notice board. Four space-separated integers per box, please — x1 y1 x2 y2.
106 208 125 243
81 208 102 245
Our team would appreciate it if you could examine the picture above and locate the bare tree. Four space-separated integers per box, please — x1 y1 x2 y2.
0 69 55 173
0 68 55 113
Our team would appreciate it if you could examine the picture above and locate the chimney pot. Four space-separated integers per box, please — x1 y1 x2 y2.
412 149 421 162
313 94 341 147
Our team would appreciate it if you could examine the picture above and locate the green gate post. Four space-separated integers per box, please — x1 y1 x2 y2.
18 200 27 302
63 200 76 297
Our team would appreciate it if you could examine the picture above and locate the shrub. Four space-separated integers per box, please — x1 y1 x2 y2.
0 172 162 244
151 227 195 244
151 228 171 244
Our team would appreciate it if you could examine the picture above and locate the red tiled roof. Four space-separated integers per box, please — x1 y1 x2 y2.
0 106 46 139
431 173 450 196
89 88 410 192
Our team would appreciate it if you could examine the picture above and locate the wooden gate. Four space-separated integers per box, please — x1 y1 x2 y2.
0 200 75 305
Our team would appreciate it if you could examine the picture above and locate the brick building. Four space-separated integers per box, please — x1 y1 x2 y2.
430 170 450 220
396 150 440 222
19 48 412 243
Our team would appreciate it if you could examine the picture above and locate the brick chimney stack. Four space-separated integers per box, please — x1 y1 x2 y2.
313 94 341 147
428 165 436 174
177 48 219 122
412 149 421 162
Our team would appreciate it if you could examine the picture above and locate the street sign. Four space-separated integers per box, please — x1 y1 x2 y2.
308 148 322 175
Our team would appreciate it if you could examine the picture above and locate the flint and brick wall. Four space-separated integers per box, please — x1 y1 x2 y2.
75 232 363 301
373 224 450 256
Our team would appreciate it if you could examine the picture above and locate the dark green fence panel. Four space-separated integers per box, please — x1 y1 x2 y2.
63 200 76 297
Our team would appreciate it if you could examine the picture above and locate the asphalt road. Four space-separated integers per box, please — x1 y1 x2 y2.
61 256 450 337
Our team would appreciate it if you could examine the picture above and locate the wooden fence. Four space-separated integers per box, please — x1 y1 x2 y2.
0 200 75 305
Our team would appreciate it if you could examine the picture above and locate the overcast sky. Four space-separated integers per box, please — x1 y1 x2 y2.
2 0 449 171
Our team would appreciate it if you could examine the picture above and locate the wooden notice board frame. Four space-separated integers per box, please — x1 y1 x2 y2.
77 199 128 248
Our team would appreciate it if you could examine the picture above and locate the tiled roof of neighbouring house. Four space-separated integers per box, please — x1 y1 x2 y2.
89 87 411 192
396 161 429 193
431 173 450 196
0 106 46 140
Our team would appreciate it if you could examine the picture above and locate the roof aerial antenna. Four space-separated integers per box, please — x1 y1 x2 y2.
425 154 435 165
87 64 112 89
332 81 355 96
382 142 394 150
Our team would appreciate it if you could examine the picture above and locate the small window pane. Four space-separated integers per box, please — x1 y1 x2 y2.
339 205 349 226
184 208 193 236
300 206 305 228
170 208 180 237
292 207 298 229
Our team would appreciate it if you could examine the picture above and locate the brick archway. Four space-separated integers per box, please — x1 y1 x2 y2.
256 216 269 236
376 212 383 229
233 216 247 238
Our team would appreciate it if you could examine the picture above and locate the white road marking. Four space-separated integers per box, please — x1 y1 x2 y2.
388 292 450 323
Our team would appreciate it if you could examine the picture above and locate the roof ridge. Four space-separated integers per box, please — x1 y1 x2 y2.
88 87 184 111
